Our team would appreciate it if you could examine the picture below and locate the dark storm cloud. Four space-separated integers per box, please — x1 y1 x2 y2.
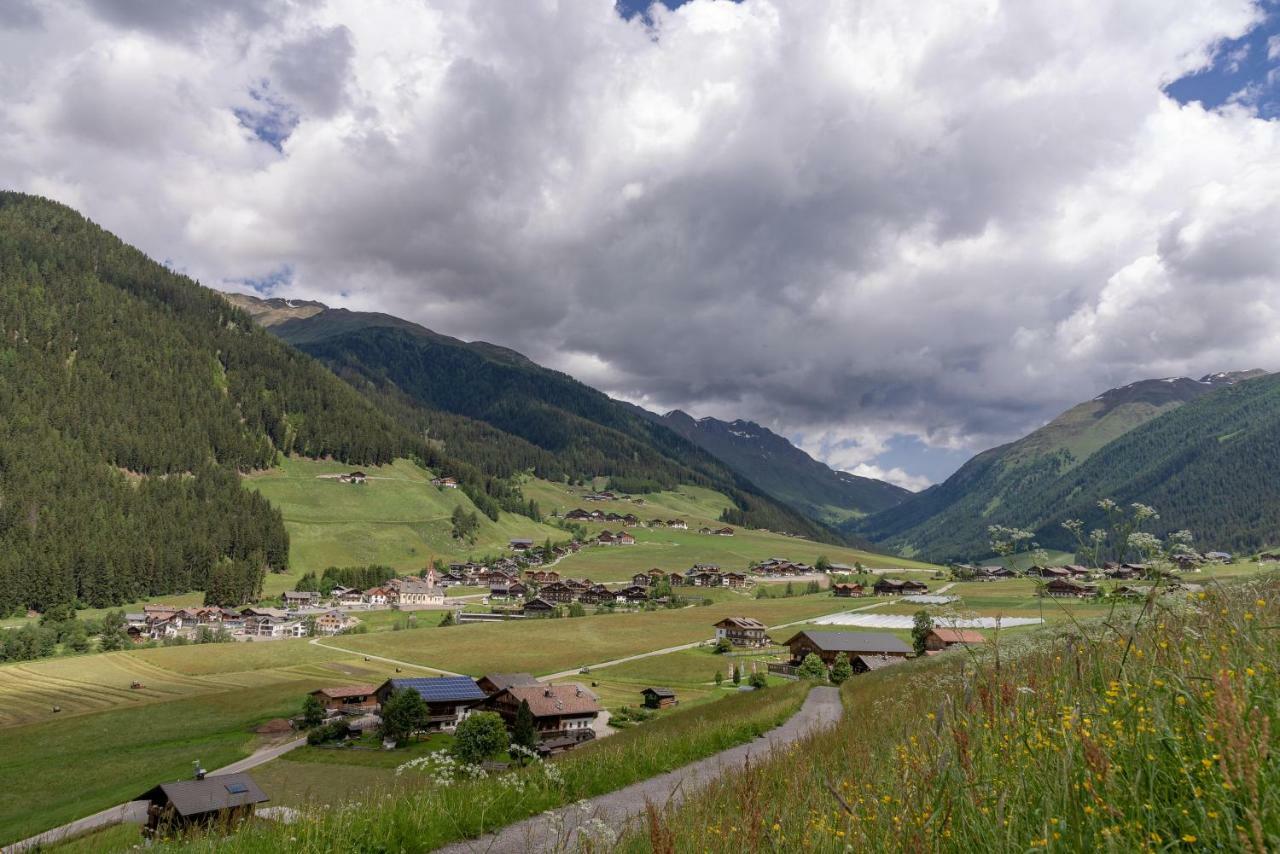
78 0 284 36
4 0 1279 487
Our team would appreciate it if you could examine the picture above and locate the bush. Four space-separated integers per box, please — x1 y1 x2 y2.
380 688 429 745
714 638 733 654
747 671 768 689
451 712 509 765
306 720 349 745
830 652 853 685
301 695 326 729
796 653 828 681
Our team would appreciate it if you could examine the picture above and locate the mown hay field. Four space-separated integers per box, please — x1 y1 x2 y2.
332 592 869 675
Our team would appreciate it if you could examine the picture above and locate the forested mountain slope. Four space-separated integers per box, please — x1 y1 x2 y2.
0 193 432 613
231 296 847 544
860 371 1276 560
650 410 910 524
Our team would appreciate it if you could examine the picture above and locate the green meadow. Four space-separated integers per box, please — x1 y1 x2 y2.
523 479 938 582
330 592 865 676
244 457 564 591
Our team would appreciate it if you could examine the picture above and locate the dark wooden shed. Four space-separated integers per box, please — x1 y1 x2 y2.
641 687 677 709
139 771 268 836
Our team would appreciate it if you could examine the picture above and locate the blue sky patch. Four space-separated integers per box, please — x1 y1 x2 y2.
1165 4 1280 119
233 81 299 152
615 0 743 24
227 264 294 296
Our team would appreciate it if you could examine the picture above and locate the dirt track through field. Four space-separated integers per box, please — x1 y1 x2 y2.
436 686 842 853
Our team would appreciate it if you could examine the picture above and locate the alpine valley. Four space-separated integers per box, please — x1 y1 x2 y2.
858 369 1277 561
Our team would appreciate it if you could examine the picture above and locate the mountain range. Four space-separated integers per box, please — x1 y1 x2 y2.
858 370 1273 560
3 191 887 618
223 294 852 545
8 188 1277 616
647 410 911 524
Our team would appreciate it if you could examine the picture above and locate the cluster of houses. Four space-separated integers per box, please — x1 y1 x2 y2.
565 508 641 526
562 508 695 531
698 526 735 536
753 558 816 577
710 616 987 679
830 577 935 598
758 626 986 678
581 491 619 502
946 559 1224 599
596 530 637 546
321 570 449 611
310 673 606 756
124 603 360 643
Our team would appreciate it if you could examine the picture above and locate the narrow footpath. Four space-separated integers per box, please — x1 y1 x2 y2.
436 686 843 854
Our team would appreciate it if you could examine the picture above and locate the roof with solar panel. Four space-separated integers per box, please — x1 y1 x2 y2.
384 676 486 702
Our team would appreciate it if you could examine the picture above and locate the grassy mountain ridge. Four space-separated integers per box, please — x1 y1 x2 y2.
649 409 911 524
0 193 440 612
861 370 1275 559
231 296 853 546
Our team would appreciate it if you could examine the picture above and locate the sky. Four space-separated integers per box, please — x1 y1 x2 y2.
2 0 1280 491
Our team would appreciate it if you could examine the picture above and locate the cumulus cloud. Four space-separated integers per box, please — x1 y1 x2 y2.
2 0 1278 487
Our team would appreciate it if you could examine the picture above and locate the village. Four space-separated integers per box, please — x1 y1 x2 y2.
0 473 1263 851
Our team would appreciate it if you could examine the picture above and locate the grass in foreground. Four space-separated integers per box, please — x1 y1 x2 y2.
627 575 1280 852
156 682 810 853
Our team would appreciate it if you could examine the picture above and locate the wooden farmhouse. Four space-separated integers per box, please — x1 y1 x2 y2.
641 687 678 709
873 578 929 596
923 629 986 651
140 771 268 837
783 630 912 666
1026 565 1071 579
714 616 770 648
1040 578 1102 599
539 582 575 604
578 584 614 605
487 684 601 752
476 673 541 696
309 684 378 713
522 597 556 615
374 677 487 730
616 584 650 603
850 653 907 675
832 583 865 598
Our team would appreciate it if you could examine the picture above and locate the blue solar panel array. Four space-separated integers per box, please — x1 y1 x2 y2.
392 676 486 702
